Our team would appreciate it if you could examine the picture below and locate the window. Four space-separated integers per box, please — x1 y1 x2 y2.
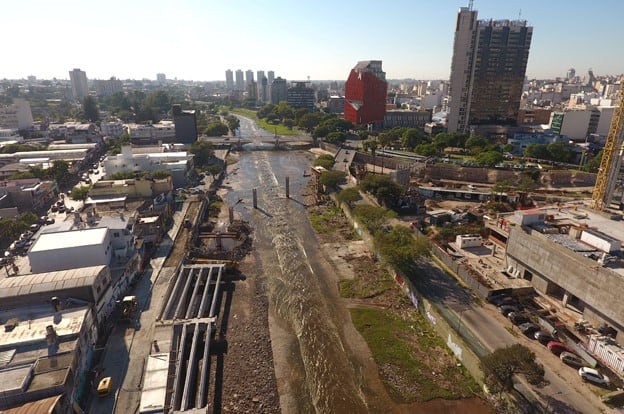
113 232 119 238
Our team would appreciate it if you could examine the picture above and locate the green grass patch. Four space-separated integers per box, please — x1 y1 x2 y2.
309 205 344 234
339 278 395 299
351 307 480 403
228 108 300 136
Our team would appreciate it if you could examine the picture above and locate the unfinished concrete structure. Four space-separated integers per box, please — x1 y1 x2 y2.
488 207 624 342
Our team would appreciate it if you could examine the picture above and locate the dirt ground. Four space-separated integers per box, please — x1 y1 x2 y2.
306 197 494 414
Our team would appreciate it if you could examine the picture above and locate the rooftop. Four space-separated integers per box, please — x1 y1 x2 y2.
0 306 89 349
30 227 108 252
0 265 105 300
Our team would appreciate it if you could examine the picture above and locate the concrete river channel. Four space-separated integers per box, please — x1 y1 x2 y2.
224 116 368 413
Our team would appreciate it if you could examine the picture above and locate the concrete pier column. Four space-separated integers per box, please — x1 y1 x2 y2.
216 232 222 250
285 176 290 199
253 189 257 208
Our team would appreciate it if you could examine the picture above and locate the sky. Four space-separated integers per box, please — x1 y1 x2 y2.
3 0 624 82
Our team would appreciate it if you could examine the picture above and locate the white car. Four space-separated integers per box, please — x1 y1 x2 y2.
579 367 610 386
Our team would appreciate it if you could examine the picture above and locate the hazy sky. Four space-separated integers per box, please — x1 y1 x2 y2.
3 0 623 82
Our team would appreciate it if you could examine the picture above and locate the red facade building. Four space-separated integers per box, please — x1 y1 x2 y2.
344 60 388 127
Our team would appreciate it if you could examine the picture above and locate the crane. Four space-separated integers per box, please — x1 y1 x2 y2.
591 79 624 210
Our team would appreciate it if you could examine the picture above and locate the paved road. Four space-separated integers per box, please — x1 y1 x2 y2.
413 257 608 414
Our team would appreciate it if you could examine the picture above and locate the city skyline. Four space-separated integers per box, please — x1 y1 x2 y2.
3 0 624 82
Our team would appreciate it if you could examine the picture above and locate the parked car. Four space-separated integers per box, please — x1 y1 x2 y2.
45 217 55 225
534 331 557 345
560 352 585 368
57 206 65 213
519 322 540 336
579 367 610 386
488 294 515 306
20 231 33 240
29 223 40 232
508 312 529 326
547 341 573 356
499 305 518 316
50 205 58 212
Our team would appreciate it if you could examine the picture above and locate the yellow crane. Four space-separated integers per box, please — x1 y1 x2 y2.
591 79 624 210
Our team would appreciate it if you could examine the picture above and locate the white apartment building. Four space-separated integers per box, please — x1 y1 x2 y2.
69 68 88 100
0 98 34 130
94 78 123 97
101 120 124 137
126 121 176 143
103 145 193 187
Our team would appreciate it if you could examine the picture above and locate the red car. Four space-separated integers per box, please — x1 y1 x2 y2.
547 341 573 356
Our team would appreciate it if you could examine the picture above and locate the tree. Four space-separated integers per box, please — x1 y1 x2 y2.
547 141 573 163
336 187 362 208
224 115 240 135
401 128 427 149
206 164 223 180
151 170 172 179
414 143 438 156
82 95 100 122
524 143 550 160
362 139 379 155
433 132 469 149
145 90 171 114
374 226 430 270
480 344 544 395
319 170 346 190
325 131 347 145
190 140 214 167
352 204 397 234
584 149 602 173
48 160 71 186
359 174 404 207
8 171 35 180
70 185 91 201
298 112 323 133
110 171 135 180
314 154 335 170
276 101 294 119
204 121 229 137
476 150 503 167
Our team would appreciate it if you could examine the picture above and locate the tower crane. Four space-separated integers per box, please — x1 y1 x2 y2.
591 79 624 210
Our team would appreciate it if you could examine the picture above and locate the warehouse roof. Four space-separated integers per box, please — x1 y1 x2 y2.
0 265 106 300
30 227 108 252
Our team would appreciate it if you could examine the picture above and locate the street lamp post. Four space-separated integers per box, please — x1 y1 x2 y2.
457 308 466 335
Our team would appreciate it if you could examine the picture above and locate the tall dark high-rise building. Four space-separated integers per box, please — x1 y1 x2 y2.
447 7 532 133
287 82 315 111
270 77 288 104
172 104 198 144
344 60 387 127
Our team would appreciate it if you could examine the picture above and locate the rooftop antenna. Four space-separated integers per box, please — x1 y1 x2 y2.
519 8 522 19
468 0 473 10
